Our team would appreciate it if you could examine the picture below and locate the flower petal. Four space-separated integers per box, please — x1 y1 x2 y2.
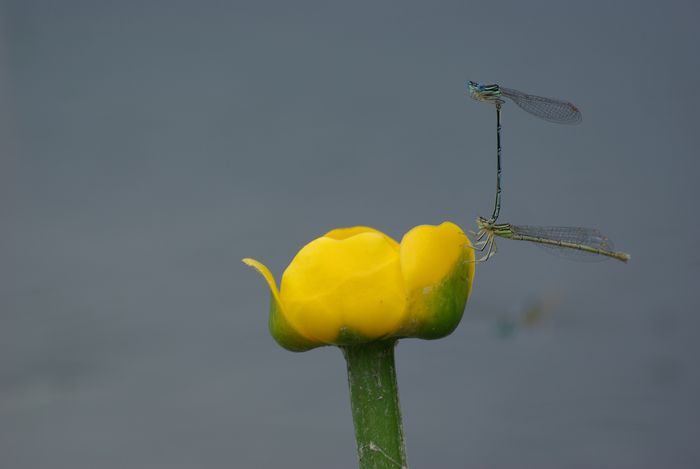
398 222 475 339
242 258 281 303
324 226 400 250
280 231 406 344
242 258 318 351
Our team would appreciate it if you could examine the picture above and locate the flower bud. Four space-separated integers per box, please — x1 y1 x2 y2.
244 222 474 351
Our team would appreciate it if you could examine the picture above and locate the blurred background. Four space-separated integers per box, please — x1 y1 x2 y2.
1 1 699 467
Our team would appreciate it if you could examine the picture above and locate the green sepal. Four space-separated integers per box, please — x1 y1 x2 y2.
335 326 374 347
268 292 319 352
399 248 473 340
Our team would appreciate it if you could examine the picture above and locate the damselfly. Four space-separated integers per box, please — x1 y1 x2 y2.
467 81 582 124
473 216 630 263
466 81 582 223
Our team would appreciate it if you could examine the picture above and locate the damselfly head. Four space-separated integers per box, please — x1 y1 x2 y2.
476 216 492 231
465 80 480 100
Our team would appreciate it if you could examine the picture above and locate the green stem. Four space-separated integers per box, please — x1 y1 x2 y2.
342 340 407 469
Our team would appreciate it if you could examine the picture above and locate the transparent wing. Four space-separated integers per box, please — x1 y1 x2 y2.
499 87 582 124
511 225 613 249
510 225 615 262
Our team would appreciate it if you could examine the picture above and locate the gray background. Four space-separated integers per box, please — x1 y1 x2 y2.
2 1 699 468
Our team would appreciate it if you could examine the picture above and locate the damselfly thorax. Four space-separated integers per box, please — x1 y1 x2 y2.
467 81 504 105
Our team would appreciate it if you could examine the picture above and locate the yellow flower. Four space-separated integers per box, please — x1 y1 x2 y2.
243 222 475 351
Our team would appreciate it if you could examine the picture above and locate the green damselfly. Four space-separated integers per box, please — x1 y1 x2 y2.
466 81 582 223
473 216 630 263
